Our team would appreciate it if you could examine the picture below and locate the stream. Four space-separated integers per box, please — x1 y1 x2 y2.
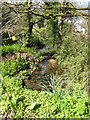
23 47 59 91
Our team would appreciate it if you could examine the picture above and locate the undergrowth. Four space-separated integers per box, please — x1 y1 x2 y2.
0 26 89 119
0 75 89 118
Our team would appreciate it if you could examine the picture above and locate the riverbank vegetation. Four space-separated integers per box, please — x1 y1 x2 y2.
0 1 89 119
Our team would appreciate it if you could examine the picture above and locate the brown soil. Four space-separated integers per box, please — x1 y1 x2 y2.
1 52 35 62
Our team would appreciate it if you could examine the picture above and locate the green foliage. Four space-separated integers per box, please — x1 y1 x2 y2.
0 75 89 118
0 75 40 118
18 32 29 47
1 32 89 118
1 76 23 118
55 83 89 118
42 75 61 95
2 58 30 77
33 19 58 47
1 44 41 58
1 44 21 55
1 7 89 118
36 84 89 118
44 20 55 46
12 36 17 41
62 22 71 36
35 75 89 118
55 34 88 82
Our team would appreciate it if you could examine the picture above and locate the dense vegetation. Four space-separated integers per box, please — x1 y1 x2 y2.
0 1 89 119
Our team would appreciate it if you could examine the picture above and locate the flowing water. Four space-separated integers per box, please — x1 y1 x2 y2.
23 48 63 90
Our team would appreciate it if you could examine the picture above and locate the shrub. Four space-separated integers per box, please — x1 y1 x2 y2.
0 75 89 118
54 34 88 82
2 58 30 77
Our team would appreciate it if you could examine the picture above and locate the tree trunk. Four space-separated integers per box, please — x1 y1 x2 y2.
27 11 33 39
27 0 33 46
58 0 64 46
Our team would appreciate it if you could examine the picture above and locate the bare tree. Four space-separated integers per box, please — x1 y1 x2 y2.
0 1 90 45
